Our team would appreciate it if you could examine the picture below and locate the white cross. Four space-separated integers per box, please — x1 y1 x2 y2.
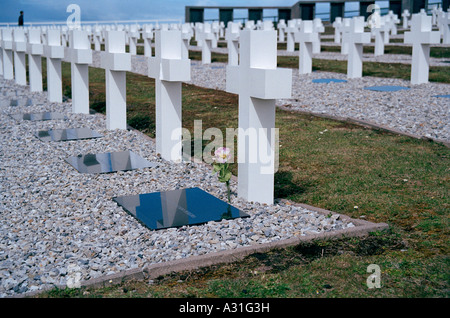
402 9 410 29
386 10 400 35
312 18 324 54
285 20 298 52
27 28 44 92
404 14 441 84
226 29 292 205
44 29 65 103
294 20 319 74
340 18 352 54
225 22 240 66
69 29 92 114
198 23 214 64
127 24 140 55
148 30 191 162
142 24 154 57
181 23 193 60
347 16 370 78
12 28 27 86
332 17 343 43
278 19 287 42
100 31 131 129
440 12 450 44
93 25 103 51
371 15 390 56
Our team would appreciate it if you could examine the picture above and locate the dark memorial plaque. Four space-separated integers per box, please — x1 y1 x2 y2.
312 78 347 84
65 150 157 174
10 112 66 121
36 128 103 142
364 86 410 92
113 187 250 230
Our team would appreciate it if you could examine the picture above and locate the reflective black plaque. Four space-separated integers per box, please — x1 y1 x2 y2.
113 187 249 230
10 112 67 121
65 150 157 174
36 128 103 142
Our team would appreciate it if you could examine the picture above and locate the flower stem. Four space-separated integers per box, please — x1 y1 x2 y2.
226 180 231 203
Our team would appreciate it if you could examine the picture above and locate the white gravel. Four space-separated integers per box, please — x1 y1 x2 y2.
0 79 353 297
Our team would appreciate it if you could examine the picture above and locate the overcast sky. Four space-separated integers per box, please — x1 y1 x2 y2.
0 0 296 23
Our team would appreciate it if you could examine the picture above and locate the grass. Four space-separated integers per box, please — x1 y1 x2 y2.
33 48 449 298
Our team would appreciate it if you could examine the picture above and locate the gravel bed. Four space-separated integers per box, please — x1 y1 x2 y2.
0 79 355 297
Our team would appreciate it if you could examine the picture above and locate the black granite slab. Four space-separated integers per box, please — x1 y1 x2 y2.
36 127 103 142
65 150 157 174
113 187 249 230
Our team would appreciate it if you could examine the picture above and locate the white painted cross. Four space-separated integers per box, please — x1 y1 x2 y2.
200 23 214 64
44 29 65 103
285 20 298 52
148 30 191 162
226 29 292 205
225 22 240 66
100 31 131 129
93 25 103 51
347 16 370 78
278 19 287 42
27 28 44 92
386 10 400 35
181 23 193 60
312 18 324 54
371 15 390 56
402 9 411 29
332 17 343 43
440 12 450 44
12 28 27 86
294 20 319 74
431 5 440 25
1 29 14 80
142 24 154 57
128 24 140 55
69 29 92 114
404 14 441 84
340 18 352 54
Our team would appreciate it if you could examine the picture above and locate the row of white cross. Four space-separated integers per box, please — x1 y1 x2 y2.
0 26 291 205
0 11 447 203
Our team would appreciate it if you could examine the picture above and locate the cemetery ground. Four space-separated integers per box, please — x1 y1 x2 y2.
33 50 449 298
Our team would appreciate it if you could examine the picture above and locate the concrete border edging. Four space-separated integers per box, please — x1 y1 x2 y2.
72 205 389 291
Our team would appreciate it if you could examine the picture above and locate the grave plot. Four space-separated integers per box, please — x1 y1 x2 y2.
113 187 249 230
64 150 157 174
35 127 103 142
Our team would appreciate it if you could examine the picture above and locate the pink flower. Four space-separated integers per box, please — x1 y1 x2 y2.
214 147 231 163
